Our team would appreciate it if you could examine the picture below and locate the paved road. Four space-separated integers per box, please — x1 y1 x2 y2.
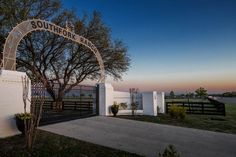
40 116 236 157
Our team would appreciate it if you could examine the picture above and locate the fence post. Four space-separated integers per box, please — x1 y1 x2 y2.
50 101 53 110
222 103 226 116
74 101 76 110
223 105 226 116
166 102 168 113
188 102 191 113
89 101 92 114
201 102 204 114
96 85 99 115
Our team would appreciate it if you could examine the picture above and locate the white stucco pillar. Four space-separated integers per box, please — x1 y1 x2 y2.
0 70 31 138
157 92 165 113
98 83 114 116
142 91 158 116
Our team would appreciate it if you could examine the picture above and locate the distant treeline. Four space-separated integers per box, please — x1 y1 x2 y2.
207 92 236 97
166 91 236 98
221 92 236 97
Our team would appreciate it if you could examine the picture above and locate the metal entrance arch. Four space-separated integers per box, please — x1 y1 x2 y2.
1 19 105 83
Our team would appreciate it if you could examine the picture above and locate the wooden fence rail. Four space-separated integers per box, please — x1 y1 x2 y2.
36 100 95 125
166 98 225 116
37 100 94 111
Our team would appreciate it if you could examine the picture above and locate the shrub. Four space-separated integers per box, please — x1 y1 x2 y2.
15 113 32 134
157 106 160 114
178 109 186 120
159 145 180 157
119 102 128 110
15 113 32 120
169 105 186 120
111 102 119 116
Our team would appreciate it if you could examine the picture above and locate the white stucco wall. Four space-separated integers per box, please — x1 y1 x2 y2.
0 70 31 138
113 91 131 109
98 83 165 116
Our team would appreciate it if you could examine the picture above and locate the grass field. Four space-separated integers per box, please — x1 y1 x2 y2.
117 104 236 134
165 98 210 103
0 130 142 157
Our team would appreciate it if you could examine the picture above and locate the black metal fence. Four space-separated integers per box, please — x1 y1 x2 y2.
40 99 94 112
33 84 98 125
166 98 225 116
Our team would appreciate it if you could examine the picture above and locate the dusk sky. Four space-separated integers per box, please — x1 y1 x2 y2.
62 0 236 93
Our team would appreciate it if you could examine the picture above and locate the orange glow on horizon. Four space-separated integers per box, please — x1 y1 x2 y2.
109 79 236 93
82 74 236 93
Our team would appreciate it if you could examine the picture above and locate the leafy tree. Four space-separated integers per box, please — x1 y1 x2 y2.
186 92 194 98
195 87 208 98
0 0 130 109
169 91 175 98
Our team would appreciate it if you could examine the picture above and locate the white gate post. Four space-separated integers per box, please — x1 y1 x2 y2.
0 70 31 137
142 91 158 116
97 83 114 116
142 91 165 116
157 92 165 113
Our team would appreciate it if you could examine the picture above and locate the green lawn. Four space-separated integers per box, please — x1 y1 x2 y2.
165 98 209 103
0 130 142 157
117 104 236 134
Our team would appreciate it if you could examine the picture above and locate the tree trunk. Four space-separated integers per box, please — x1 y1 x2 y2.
53 98 63 111
53 90 64 111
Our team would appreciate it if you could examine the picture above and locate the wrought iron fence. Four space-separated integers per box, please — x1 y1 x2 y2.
32 84 98 125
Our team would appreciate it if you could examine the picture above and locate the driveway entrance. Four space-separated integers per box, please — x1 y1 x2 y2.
35 84 98 125
40 116 236 157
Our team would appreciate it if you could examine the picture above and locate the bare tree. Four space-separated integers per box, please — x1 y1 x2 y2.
1 0 130 109
130 88 139 116
22 75 45 150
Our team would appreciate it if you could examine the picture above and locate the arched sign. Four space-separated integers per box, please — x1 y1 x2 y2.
1 19 105 83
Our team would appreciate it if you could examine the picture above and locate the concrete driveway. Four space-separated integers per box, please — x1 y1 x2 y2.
40 116 236 157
